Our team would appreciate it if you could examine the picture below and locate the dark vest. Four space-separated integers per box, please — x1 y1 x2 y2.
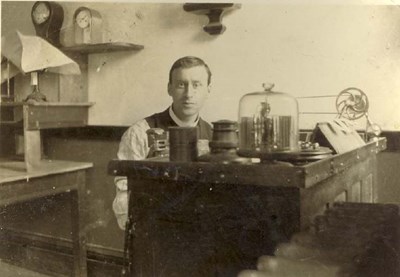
145 108 212 140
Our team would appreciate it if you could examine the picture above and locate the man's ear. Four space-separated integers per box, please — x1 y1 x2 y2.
167 83 172 96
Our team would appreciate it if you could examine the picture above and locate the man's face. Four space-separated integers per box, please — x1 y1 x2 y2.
168 66 210 122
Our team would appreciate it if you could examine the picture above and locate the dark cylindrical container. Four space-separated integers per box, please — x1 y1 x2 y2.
169 127 198 162
209 120 238 151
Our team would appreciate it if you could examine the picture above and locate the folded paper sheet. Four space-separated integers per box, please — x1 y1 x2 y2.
1 31 80 76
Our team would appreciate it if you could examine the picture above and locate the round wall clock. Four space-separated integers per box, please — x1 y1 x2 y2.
31 1 64 46
74 7 103 45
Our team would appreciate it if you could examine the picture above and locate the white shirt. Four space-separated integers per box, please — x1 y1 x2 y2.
168 106 199 127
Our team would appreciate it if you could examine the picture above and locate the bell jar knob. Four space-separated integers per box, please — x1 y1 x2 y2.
262 82 275 91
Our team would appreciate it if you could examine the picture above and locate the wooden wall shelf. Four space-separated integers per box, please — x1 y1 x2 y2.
183 3 241 35
61 42 144 54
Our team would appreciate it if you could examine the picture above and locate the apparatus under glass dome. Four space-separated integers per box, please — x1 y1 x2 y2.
237 83 300 159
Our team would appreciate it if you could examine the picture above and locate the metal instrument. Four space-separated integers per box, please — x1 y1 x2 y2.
146 128 169 158
336 87 381 139
298 87 382 141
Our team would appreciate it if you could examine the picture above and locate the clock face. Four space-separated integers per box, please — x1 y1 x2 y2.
32 2 50 25
75 9 91 29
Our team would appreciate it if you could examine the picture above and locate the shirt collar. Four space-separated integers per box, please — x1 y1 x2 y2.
169 106 199 127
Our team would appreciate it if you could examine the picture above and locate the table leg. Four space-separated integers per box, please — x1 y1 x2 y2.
71 171 87 276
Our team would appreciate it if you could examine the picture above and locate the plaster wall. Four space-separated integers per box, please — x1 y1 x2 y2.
2 2 400 130
84 3 400 130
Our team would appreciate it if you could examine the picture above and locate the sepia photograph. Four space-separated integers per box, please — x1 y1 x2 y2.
1 0 400 276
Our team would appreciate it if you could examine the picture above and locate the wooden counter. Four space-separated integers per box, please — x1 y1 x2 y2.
0 159 93 277
108 138 386 276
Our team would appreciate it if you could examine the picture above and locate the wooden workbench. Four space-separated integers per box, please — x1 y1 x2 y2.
0 159 93 277
108 138 386 276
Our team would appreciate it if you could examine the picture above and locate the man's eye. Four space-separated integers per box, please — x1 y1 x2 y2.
177 82 185 88
192 82 202 89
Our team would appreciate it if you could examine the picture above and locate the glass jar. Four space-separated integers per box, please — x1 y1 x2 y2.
237 83 299 159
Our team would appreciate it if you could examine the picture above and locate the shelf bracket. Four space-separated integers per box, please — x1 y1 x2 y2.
183 3 241 35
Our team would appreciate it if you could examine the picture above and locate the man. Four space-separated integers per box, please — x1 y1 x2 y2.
113 56 213 229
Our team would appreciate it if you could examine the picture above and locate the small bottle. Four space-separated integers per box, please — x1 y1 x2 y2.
25 72 47 103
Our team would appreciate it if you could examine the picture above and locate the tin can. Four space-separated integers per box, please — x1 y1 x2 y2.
168 127 198 162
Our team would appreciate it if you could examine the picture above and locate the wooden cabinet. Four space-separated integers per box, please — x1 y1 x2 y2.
108 138 386 276
0 102 94 276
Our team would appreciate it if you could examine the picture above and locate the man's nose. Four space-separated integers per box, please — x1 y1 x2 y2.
184 84 195 97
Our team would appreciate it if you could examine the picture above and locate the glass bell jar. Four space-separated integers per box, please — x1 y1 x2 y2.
237 83 300 160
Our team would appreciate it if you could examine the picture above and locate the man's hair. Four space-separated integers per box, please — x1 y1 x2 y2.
168 56 212 85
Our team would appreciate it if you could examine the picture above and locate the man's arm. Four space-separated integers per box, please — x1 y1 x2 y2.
112 120 150 230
